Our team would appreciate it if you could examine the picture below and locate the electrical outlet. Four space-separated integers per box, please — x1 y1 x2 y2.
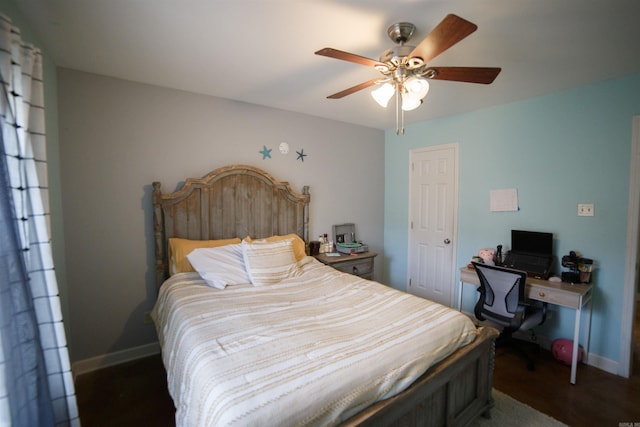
144 311 153 324
577 203 594 217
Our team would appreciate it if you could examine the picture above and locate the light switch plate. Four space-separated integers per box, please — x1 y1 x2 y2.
578 203 594 217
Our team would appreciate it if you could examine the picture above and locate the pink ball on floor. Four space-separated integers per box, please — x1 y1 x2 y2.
551 338 583 365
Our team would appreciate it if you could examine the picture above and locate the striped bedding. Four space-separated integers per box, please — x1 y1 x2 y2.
152 257 477 427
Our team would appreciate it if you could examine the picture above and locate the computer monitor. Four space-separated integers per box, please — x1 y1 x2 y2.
511 230 553 255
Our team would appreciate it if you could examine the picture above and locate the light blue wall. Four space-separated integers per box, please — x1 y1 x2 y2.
383 73 640 364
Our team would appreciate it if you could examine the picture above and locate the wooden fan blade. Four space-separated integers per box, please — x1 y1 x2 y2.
424 66 501 84
409 14 477 64
315 47 386 69
327 78 386 99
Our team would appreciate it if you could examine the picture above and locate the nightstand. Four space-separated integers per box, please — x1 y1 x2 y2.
314 252 377 280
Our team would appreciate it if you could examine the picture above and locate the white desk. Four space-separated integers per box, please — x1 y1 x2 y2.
458 267 593 384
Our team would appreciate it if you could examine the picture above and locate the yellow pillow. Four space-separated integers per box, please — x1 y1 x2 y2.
244 234 307 261
168 237 241 275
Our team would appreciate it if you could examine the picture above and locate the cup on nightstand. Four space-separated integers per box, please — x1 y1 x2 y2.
310 241 320 256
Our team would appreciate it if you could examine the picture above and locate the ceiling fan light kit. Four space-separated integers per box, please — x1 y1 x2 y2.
315 14 501 135
401 91 423 111
371 83 395 108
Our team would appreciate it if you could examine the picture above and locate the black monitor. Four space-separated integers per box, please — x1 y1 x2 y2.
511 230 553 255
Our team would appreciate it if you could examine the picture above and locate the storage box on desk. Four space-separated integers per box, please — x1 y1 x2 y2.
332 223 369 254
336 242 369 254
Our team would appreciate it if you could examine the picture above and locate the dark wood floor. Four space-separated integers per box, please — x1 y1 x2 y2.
75 354 175 427
493 299 640 426
75 303 640 426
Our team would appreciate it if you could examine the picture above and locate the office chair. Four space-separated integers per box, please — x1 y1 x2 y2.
472 262 547 370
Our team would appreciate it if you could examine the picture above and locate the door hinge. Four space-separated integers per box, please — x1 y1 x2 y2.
410 221 413 229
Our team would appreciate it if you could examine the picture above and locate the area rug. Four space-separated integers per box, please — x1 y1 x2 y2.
470 389 567 427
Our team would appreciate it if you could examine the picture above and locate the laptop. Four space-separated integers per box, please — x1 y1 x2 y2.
502 230 554 280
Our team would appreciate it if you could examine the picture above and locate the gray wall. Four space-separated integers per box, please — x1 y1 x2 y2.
57 68 385 363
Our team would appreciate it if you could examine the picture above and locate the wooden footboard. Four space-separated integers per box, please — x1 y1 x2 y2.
343 326 499 427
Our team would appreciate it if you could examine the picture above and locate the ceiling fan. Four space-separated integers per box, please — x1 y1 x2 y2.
315 14 501 134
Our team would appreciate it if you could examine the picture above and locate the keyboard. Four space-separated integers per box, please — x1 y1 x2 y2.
504 253 549 273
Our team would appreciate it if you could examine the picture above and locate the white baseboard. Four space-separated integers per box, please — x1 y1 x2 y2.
585 351 618 375
71 342 161 380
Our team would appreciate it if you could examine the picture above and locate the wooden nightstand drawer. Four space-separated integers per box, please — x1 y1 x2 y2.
314 252 377 280
331 258 373 277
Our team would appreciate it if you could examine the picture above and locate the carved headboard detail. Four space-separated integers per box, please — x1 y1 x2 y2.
152 164 310 289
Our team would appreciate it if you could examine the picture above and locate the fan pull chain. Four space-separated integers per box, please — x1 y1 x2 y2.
395 83 405 135
396 83 404 135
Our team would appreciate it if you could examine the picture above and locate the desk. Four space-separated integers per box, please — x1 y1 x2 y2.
458 267 593 384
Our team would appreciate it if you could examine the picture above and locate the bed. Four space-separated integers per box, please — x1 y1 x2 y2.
151 164 498 427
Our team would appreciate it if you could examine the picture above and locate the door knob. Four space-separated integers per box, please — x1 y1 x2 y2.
444 238 451 244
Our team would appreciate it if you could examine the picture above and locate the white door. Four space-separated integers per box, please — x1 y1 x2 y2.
407 144 458 306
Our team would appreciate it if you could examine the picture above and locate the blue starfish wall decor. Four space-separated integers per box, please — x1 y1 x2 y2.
296 149 307 162
259 145 272 159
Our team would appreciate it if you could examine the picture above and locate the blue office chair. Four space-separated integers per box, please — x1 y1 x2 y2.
472 262 547 370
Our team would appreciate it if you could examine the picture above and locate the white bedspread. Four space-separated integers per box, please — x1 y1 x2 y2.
152 257 477 427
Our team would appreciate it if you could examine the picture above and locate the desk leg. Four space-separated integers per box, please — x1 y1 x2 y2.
582 298 593 365
570 305 582 384
457 279 463 311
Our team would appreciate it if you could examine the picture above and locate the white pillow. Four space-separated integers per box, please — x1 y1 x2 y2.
187 244 250 289
241 238 298 286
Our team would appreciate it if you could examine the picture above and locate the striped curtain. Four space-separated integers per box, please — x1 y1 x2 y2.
0 14 79 427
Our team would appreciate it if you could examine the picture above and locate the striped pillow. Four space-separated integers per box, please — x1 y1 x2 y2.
243 234 307 261
242 238 299 286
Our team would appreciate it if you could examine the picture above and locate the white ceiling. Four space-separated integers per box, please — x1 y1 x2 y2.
14 0 640 130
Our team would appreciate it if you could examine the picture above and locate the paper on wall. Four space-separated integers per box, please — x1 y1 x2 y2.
490 188 519 212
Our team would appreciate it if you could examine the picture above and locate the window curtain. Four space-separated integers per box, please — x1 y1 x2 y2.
0 14 79 427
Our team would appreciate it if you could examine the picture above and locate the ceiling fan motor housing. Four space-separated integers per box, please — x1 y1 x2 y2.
387 22 416 44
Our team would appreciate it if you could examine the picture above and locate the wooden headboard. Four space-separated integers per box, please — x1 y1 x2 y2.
152 164 310 289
